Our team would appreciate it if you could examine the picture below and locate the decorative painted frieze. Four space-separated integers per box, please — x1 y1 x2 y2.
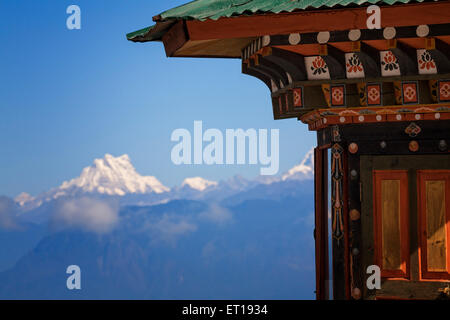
402 81 419 105
330 84 346 107
438 80 450 102
292 87 304 108
366 83 382 106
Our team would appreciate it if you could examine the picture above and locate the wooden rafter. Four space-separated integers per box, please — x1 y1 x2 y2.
320 44 346 79
355 42 381 78
254 55 290 86
242 62 272 90
260 47 307 82
247 59 279 91
429 38 450 74
391 40 419 76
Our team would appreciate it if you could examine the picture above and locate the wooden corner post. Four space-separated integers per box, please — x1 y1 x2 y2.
314 147 329 300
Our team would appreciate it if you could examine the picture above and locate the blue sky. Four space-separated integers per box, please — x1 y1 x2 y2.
0 0 315 198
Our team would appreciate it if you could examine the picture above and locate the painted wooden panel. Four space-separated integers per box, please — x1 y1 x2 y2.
380 51 400 77
381 180 402 271
305 56 330 80
373 170 409 279
425 180 447 272
438 80 450 103
345 53 364 79
401 81 419 105
418 170 450 280
417 49 437 75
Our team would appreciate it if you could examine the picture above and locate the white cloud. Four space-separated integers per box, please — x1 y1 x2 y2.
144 214 197 244
293 212 315 228
199 204 232 225
154 214 197 237
51 197 119 234
182 177 218 191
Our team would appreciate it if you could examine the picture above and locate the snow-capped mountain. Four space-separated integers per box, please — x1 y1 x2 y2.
16 154 170 211
59 154 169 196
281 148 314 181
181 177 218 191
14 192 35 207
15 148 314 211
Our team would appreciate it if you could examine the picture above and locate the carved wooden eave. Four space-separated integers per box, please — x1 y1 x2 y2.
240 20 450 124
127 1 450 126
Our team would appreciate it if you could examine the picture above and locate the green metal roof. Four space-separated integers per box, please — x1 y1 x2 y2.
126 0 430 41
156 0 421 21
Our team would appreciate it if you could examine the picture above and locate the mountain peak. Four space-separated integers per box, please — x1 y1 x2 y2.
59 154 170 196
14 192 35 206
281 148 314 181
181 177 218 191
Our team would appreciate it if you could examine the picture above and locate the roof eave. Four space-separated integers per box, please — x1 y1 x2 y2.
126 20 177 42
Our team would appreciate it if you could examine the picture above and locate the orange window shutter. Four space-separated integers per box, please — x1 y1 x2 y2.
373 170 410 279
417 170 450 280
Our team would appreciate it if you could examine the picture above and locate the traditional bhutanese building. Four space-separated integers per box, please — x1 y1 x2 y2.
127 0 450 300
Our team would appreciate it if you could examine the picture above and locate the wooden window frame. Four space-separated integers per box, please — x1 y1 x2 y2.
373 170 410 279
417 170 450 281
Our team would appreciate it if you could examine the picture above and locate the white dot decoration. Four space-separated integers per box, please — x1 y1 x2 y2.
262 35 271 47
383 27 396 40
396 114 402 121
376 115 382 121
340 116 346 123
288 33 301 45
415 114 421 120
416 25 430 38
317 31 330 44
348 29 361 41
358 115 365 122
435 113 441 119
323 118 328 124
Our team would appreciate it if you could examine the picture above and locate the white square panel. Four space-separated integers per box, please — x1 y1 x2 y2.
380 51 401 77
305 56 330 80
417 49 437 75
345 53 365 79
